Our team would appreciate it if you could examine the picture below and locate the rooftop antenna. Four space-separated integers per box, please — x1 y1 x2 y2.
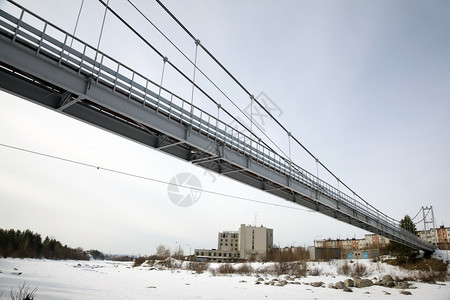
254 211 258 227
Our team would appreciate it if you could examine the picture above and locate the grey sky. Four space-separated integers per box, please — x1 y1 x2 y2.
0 0 449 255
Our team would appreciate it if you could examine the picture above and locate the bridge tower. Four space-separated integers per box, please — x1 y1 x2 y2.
421 206 437 245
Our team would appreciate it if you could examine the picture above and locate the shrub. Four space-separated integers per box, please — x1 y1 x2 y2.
235 263 254 275
217 263 235 274
309 267 323 276
133 256 147 267
337 261 351 276
416 270 447 283
274 261 289 276
291 261 308 277
351 261 369 277
274 261 307 277
209 267 218 276
185 261 209 274
10 282 37 300
386 257 448 281
255 265 272 276
160 257 182 270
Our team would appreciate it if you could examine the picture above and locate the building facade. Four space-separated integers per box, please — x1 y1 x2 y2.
417 225 450 249
195 224 273 262
313 234 389 259
238 224 273 261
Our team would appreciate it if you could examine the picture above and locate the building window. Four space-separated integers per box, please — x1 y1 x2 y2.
219 253 222 257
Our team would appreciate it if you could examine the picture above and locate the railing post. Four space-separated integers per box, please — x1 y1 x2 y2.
12 9 25 44
142 80 149 108
58 34 68 66
78 44 87 76
37 23 47 56
128 72 135 101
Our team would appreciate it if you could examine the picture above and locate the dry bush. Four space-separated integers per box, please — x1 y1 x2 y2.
337 261 351 276
133 256 147 267
255 265 273 276
209 267 218 276
291 261 308 277
274 261 290 276
416 271 447 283
274 261 307 277
217 263 235 274
351 261 369 277
387 257 448 282
185 261 209 274
10 282 37 300
235 263 254 275
309 267 323 276
157 257 182 269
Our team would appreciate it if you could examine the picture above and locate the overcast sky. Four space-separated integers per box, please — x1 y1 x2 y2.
0 0 449 255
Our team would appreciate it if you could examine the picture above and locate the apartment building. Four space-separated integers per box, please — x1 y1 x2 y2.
238 224 273 261
194 224 273 262
313 234 389 259
417 225 450 249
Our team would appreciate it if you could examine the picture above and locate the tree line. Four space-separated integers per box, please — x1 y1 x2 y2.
0 228 104 260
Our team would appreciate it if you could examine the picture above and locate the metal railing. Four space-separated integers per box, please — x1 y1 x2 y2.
0 0 432 249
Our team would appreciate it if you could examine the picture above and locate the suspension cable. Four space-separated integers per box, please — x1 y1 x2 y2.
97 0 291 162
154 0 397 222
71 0 85 47
411 207 422 221
122 0 284 156
95 0 110 60
190 39 199 108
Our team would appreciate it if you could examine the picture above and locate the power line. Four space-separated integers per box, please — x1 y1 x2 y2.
0 142 314 213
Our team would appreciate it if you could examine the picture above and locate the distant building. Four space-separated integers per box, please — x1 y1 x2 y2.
238 224 273 261
309 247 341 260
313 234 389 259
194 224 273 262
417 225 450 249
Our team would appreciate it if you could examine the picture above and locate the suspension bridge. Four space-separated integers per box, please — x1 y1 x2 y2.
0 0 435 252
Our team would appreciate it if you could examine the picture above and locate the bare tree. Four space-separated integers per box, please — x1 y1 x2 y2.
155 245 171 259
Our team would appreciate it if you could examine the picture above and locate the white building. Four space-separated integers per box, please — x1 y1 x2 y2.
195 224 273 262
238 224 273 261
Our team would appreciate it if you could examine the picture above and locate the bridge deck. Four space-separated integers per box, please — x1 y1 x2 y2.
0 0 434 252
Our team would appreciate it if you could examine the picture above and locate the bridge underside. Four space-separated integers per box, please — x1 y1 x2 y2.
0 7 434 252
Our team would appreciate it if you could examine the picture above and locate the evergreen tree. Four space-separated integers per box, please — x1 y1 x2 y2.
0 228 104 260
399 215 417 234
385 215 418 260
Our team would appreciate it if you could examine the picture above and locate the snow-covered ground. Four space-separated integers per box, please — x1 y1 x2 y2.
0 253 449 299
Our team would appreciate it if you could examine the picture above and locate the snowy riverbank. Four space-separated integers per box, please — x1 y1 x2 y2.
0 253 449 299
